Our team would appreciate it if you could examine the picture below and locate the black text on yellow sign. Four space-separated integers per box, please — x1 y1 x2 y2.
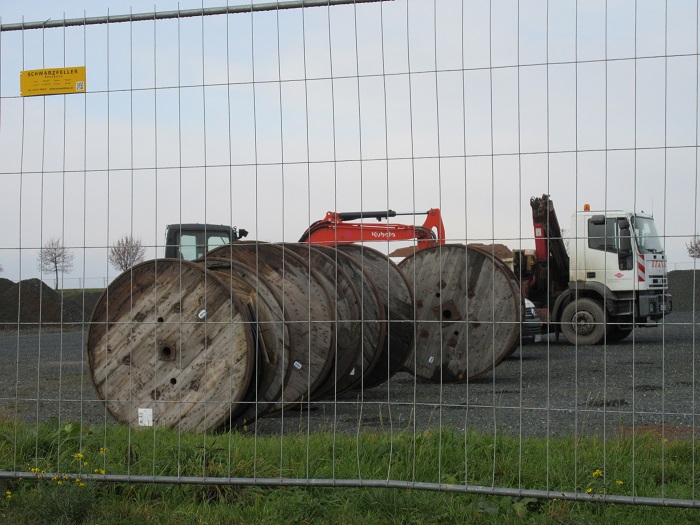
20 66 86 97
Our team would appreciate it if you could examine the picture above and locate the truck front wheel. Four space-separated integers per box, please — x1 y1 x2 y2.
560 298 606 346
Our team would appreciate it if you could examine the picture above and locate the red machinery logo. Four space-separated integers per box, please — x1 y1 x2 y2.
371 231 396 239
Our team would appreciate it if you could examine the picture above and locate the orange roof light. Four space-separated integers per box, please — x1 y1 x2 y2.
583 204 591 211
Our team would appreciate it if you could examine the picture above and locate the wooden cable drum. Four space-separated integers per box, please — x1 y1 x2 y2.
311 245 387 393
398 244 521 383
202 257 291 425
282 244 363 400
86 259 254 432
467 244 524 358
336 244 414 388
205 242 335 410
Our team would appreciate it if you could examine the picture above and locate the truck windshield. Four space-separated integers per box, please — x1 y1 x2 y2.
631 216 664 254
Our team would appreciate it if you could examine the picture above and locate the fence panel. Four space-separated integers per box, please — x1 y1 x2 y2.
0 0 698 510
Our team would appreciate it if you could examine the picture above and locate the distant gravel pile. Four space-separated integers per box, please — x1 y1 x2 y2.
668 270 700 312
0 278 84 326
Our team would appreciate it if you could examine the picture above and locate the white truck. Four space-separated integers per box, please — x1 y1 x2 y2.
514 195 672 345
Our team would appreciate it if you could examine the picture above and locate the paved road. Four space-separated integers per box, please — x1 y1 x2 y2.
1 312 698 438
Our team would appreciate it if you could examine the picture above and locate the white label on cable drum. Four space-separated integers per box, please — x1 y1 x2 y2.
197 309 207 320
428 356 435 364
138 408 153 427
293 361 302 370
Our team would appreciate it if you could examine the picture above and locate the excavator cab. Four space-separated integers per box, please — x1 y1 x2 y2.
164 224 248 261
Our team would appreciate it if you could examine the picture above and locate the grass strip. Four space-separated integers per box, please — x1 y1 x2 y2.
0 418 698 524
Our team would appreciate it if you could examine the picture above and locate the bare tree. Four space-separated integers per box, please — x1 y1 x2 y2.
37 238 74 289
109 235 146 272
687 236 700 258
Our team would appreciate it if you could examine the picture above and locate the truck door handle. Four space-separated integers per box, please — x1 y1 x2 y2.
587 272 596 278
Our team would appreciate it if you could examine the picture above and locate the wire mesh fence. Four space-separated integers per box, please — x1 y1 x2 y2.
0 0 698 510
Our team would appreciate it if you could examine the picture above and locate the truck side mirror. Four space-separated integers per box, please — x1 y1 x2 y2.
617 218 630 230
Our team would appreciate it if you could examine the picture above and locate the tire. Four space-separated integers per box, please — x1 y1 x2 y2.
560 298 606 346
606 326 632 343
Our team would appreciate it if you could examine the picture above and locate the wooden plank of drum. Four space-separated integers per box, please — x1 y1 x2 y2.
311 245 387 393
206 242 335 410
399 244 520 382
468 244 523 358
283 243 363 399
203 257 291 425
336 244 414 388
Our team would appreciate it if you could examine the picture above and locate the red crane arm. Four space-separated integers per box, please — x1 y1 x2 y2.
298 208 446 251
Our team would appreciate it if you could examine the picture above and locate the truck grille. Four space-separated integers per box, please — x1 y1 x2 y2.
648 276 667 289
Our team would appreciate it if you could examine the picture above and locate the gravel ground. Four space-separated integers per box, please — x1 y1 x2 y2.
1 312 698 439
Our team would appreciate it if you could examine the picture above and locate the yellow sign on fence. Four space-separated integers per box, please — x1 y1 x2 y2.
20 66 86 97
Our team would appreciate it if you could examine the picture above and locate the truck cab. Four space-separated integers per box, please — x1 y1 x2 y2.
568 208 670 329
164 223 248 261
515 195 672 345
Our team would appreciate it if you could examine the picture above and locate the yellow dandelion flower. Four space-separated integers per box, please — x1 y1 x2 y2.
83 461 88 467
79 483 86 487
57 481 63 485
592 469 603 478
73 453 84 460
5 491 11 499
99 447 108 455
586 487 593 494
616 480 624 485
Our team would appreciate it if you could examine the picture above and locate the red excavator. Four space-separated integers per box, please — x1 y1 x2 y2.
298 208 446 252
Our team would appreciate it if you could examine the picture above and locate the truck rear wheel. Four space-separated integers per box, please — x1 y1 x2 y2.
560 298 606 346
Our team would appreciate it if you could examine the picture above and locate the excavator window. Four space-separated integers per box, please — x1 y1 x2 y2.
176 231 231 261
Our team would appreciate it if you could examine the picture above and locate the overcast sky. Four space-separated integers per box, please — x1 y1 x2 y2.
1 0 699 287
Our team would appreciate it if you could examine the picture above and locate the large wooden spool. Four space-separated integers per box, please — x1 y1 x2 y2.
205 242 335 409
203 256 291 425
86 259 254 431
336 244 414 387
311 245 387 392
282 244 363 399
399 244 521 382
